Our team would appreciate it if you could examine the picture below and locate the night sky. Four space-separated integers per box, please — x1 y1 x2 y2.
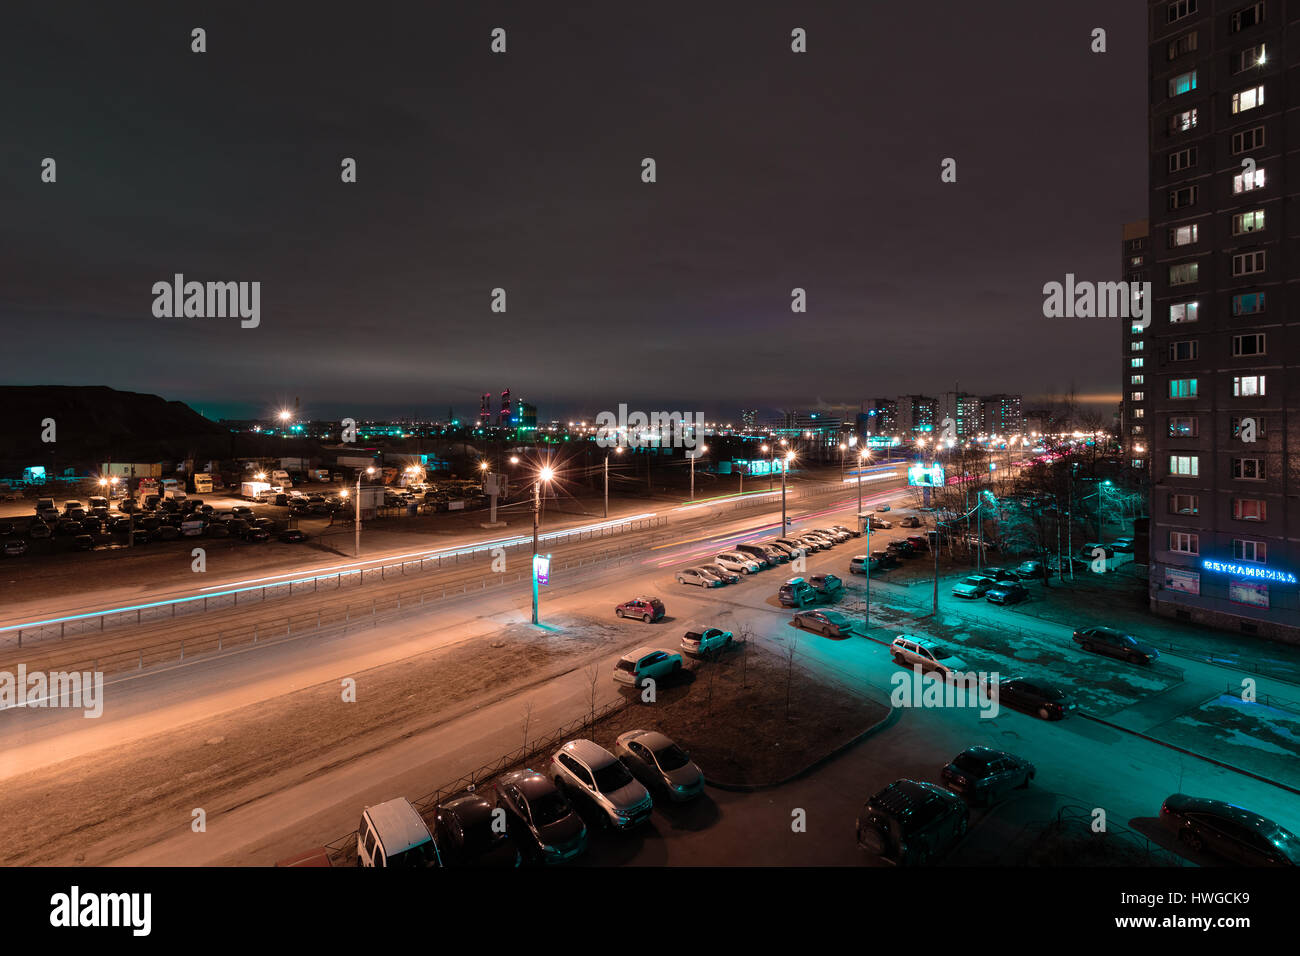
2 1 1145 422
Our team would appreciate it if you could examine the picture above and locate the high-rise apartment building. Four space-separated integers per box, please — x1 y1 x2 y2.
980 394 1025 437
1121 219 1152 473
1148 0 1296 641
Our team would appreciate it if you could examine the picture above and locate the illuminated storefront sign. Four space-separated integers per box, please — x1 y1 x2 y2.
533 553 551 585
1201 560 1297 584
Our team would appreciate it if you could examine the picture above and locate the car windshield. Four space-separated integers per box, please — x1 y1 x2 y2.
962 577 984 585
528 791 570 827
389 839 439 868
654 743 691 772
592 761 634 793
953 752 992 773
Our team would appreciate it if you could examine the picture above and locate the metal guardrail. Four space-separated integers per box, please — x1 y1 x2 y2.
0 537 667 677
0 515 668 647
1051 803 1185 866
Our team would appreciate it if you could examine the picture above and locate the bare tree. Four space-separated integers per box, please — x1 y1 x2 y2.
782 634 799 720
521 700 535 755
739 626 754 688
583 663 601 729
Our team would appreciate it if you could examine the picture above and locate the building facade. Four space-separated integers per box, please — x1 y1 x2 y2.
980 394 1025 437
896 395 938 439
1121 219 1152 473
1148 0 1297 641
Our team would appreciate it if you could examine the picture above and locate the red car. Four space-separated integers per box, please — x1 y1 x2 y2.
615 597 665 623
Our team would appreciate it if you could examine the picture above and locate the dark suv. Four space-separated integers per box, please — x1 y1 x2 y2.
857 779 969 865
615 597 665 623
1072 626 1160 665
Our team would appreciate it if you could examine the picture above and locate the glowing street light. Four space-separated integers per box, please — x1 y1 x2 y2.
354 465 375 557
781 450 795 531
532 464 557 624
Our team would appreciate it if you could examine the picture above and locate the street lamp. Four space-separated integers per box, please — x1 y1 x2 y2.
761 444 771 491
355 465 374 557
604 446 624 519
781 450 795 532
532 465 556 624
689 444 708 501
839 442 847 479
856 448 870 529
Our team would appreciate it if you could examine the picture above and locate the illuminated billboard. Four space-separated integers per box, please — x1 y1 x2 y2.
533 553 552 585
908 463 945 487
1201 560 1297 584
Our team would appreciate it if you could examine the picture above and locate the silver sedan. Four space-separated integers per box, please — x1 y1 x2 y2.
614 730 705 803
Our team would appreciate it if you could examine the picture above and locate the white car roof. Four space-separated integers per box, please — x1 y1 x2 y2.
363 798 431 855
560 738 618 768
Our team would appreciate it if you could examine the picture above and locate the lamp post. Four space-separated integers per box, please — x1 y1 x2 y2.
780 450 795 532
761 444 771 491
689 444 708 501
839 442 847 480
604 446 623 519
856 448 870 529
532 465 556 625
354 465 374 557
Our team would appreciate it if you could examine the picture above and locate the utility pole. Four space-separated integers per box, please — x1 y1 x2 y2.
532 478 541 625
603 454 609 519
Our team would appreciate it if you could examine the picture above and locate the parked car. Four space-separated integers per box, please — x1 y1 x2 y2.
984 676 1075 720
433 793 521 867
775 536 815 555
614 730 704 802
494 770 587 864
1017 559 1045 578
613 647 683 687
28 521 52 540
551 740 653 830
870 549 898 569
951 575 995 599
816 527 851 544
278 529 308 543
808 573 844 598
986 583 1029 605
1160 794 1300 866
778 577 816 608
1072 626 1160 665
832 523 861 539
681 626 732 656
117 498 139 513
799 532 835 550
904 535 929 552
244 527 271 542
230 505 254 519
849 554 872 575
867 516 892 530
357 797 441 867
736 542 783 565
886 540 916 559
766 540 803 560
940 746 1035 806
856 779 969 865
715 551 760 574
676 567 723 588
2 539 28 557
180 516 207 537
704 565 740 585
982 567 1020 583
890 635 969 679
792 609 855 637
615 597 665 623
899 515 921 528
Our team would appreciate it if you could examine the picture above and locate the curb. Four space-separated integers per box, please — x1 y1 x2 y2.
1077 710 1300 797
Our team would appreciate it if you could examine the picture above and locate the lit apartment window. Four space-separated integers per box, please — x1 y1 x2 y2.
1131 375 1144 386
1232 457 1265 479
1169 262 1199 285
1232 292 1265 315
1131 391 1145 402
1233 497 1267 520
1168 0 1197 23
1232 540 1267 563
1169 340 1198 361
1131 358 1144 368
1229 581 1268 607
1133 407 1145 419
1233 374 1265 396
1230 2 1264 33
1170 454 1199 476
1131 424 1146 436
1232 209 1264 235
1232 333 1265 357
1169 378 1198 399
1131 340 1145 352
1231 126 1265 153
1170 532 1199 554
1169 71 1198 97
1169 185 1198 209
1233 167 1265 193
1129 255 1145 268
1170 493 1199 515
1235 43 1266 73
1232 85 1265 113
1131 458 1146 470
1169 224 1198 247
1131 323 1145 336
1169 31 1198 60
1231 416 1265 438
1168 415 1198 438
1169 301 1199 323
1232 251 1265 276
1169 108 1198 133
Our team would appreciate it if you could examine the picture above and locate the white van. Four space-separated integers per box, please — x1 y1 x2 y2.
357 797 442 867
